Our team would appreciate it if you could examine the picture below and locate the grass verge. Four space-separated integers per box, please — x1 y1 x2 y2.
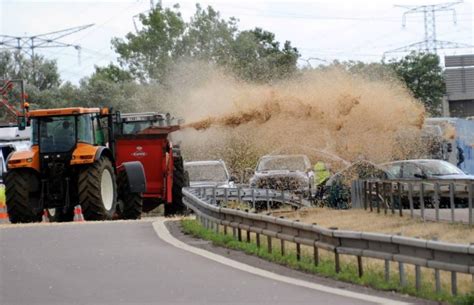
181 218 474 305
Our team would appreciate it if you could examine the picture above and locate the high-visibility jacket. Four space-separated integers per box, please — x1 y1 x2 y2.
314 161 330 185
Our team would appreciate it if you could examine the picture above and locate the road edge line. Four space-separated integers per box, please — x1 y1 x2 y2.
152 218 411 305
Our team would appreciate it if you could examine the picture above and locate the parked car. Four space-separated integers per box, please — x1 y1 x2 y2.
184 160 235 188
379 159 474 180
249 154 314 195
379 159 473 208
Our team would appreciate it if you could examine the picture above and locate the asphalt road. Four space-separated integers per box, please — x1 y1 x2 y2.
1 219 406 305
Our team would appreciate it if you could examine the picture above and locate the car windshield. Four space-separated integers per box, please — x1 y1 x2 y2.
418 161 465 176
257 156 306 171
186 163 228 182
34 116 77 153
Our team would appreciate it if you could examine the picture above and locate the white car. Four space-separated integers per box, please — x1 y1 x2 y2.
184 160 235 188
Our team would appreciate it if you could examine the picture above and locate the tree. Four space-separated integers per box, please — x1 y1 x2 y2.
111 4 299 83
111 4 186 82
91 63 133 83
232 28 299 82
387 52 445 115
0 51 61 90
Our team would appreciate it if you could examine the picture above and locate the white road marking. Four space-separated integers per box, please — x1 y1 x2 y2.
152 218 411 305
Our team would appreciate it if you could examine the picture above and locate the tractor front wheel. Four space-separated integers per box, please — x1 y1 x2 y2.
78 157 117 220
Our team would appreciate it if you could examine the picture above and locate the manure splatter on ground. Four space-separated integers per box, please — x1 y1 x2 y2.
167 64 426 175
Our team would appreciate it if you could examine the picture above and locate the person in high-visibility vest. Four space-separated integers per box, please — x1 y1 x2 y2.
314 161 331 186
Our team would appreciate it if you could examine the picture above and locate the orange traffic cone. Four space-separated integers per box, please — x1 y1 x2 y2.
42 209 49 223
73 205 85 222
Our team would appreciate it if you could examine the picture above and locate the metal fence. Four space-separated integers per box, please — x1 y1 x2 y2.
183 187 474 296
352 179 474 226
195 187 312 209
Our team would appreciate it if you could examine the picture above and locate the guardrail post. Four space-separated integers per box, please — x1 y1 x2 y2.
434 182 440 222
434 269 441 293
224 224 228 235
212 187 217 205
399 261 406 287
376 182 380 214
384 260 390 282
408 183 414 218
451 271 457 295
246 228 251 243
256 233 260 248
450 183 455 223
296 242 301 261
267 236 272 254
280 239 285 256
415 265 421 291
469 182 473 226
397 182 402 217
357 256 363 278
237 226 242 242
331 226 340 273
314 245 319 266
420 183 425 220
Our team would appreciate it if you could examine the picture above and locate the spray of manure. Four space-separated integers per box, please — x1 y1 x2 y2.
163 62 426 176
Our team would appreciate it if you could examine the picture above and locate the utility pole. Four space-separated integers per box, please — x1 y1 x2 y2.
385 1 472 54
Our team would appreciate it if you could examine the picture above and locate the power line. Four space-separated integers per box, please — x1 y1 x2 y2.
0 24 94 69
385 1 473 54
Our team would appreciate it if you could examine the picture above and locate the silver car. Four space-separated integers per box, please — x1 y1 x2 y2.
249 154 314 194
184 160 235 188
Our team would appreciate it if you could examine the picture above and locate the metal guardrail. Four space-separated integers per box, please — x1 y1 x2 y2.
183 187 474 296
195 187 312 209
351 179 474 226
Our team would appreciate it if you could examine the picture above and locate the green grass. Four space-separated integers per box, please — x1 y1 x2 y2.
181 218 474 305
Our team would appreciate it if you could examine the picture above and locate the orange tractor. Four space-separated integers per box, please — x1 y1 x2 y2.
5 106 185 223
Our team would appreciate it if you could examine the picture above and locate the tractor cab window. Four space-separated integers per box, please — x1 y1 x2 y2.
38 116 76 153
77 114 93 144
122 121 153 135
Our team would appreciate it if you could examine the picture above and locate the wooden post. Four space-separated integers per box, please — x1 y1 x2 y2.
314 245 319 266
267 236 272 254
357 256 363 278
296 243 301 261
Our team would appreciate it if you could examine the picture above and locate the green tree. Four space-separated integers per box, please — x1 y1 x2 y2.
232 28 299 82
91 63 133 83
387 52 445 115
0 51 61 90
111 4 299 83
112 4 186 82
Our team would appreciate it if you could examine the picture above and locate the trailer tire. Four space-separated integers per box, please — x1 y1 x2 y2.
78 157 117 220
117 170 142 220
5 169 42 223
165 155 188 216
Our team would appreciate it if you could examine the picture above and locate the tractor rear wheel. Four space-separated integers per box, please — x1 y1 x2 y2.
165 154 188 216
117 170 142 220
5 169 42 223
78 157 117 220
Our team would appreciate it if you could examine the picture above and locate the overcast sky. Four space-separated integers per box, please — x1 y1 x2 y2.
1 0 473 84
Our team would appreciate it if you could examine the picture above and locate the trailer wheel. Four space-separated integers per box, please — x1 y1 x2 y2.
5 169 42 223
78 157 117 220
165 154 188 216
117 170 142 220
